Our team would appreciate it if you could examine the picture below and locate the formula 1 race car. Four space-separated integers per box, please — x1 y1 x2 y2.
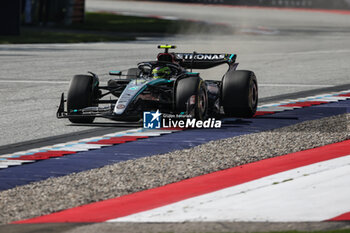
57 45 258 123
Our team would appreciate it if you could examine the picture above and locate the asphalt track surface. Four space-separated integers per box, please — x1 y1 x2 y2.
1 1 350 232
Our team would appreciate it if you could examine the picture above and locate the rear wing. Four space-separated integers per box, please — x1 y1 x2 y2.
174 53 236 69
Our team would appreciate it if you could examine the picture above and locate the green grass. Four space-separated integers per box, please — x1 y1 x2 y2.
67 12 227 34
0 12 229 44
69 12 182 33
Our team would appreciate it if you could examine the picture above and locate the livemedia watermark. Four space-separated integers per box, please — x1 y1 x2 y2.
143 110 221 129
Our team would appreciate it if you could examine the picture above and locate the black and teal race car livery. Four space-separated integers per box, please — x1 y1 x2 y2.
57 45 258 123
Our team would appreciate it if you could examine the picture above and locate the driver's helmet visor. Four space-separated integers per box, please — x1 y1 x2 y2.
152 66 171 78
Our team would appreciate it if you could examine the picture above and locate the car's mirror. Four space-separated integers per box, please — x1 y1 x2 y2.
109 71 122 76
186 72 199 77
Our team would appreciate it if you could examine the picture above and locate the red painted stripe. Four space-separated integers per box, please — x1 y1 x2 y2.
254 111 275 117
280 101 327 107
9 155 50 161
160 127 184 130
13 139 350 224
34 151 77 158
328 212 350 221
8 151 76 160
87 136 149 145
87 139 126 145
338 93 350 97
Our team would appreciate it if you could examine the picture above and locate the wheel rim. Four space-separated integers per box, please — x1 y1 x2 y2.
249 81 258 109
197 86 207 119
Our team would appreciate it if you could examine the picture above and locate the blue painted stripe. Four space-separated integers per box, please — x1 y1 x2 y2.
0 100 349 191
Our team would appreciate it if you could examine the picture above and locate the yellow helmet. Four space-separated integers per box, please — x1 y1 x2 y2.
152 66 171 79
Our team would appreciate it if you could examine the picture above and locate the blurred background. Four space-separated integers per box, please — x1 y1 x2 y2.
1 0 350 36
1 0 84 35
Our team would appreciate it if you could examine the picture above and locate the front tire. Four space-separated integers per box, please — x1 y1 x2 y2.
67 75 97 123
221 70 258 118
176 77 208 120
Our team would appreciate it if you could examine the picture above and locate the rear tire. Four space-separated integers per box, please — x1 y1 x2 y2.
67 75 97 123
176 77 208 120
221 70 258 118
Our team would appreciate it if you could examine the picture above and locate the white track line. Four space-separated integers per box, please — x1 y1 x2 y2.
257 106 296 112
111 155 350 222
0 160 33 166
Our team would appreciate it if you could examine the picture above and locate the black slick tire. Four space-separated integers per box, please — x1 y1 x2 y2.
176 77 208 120
221 70 258 118
67 75 96 123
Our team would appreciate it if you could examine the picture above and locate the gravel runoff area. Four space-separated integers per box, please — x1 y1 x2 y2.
1 222 350 233
0 113 350 225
